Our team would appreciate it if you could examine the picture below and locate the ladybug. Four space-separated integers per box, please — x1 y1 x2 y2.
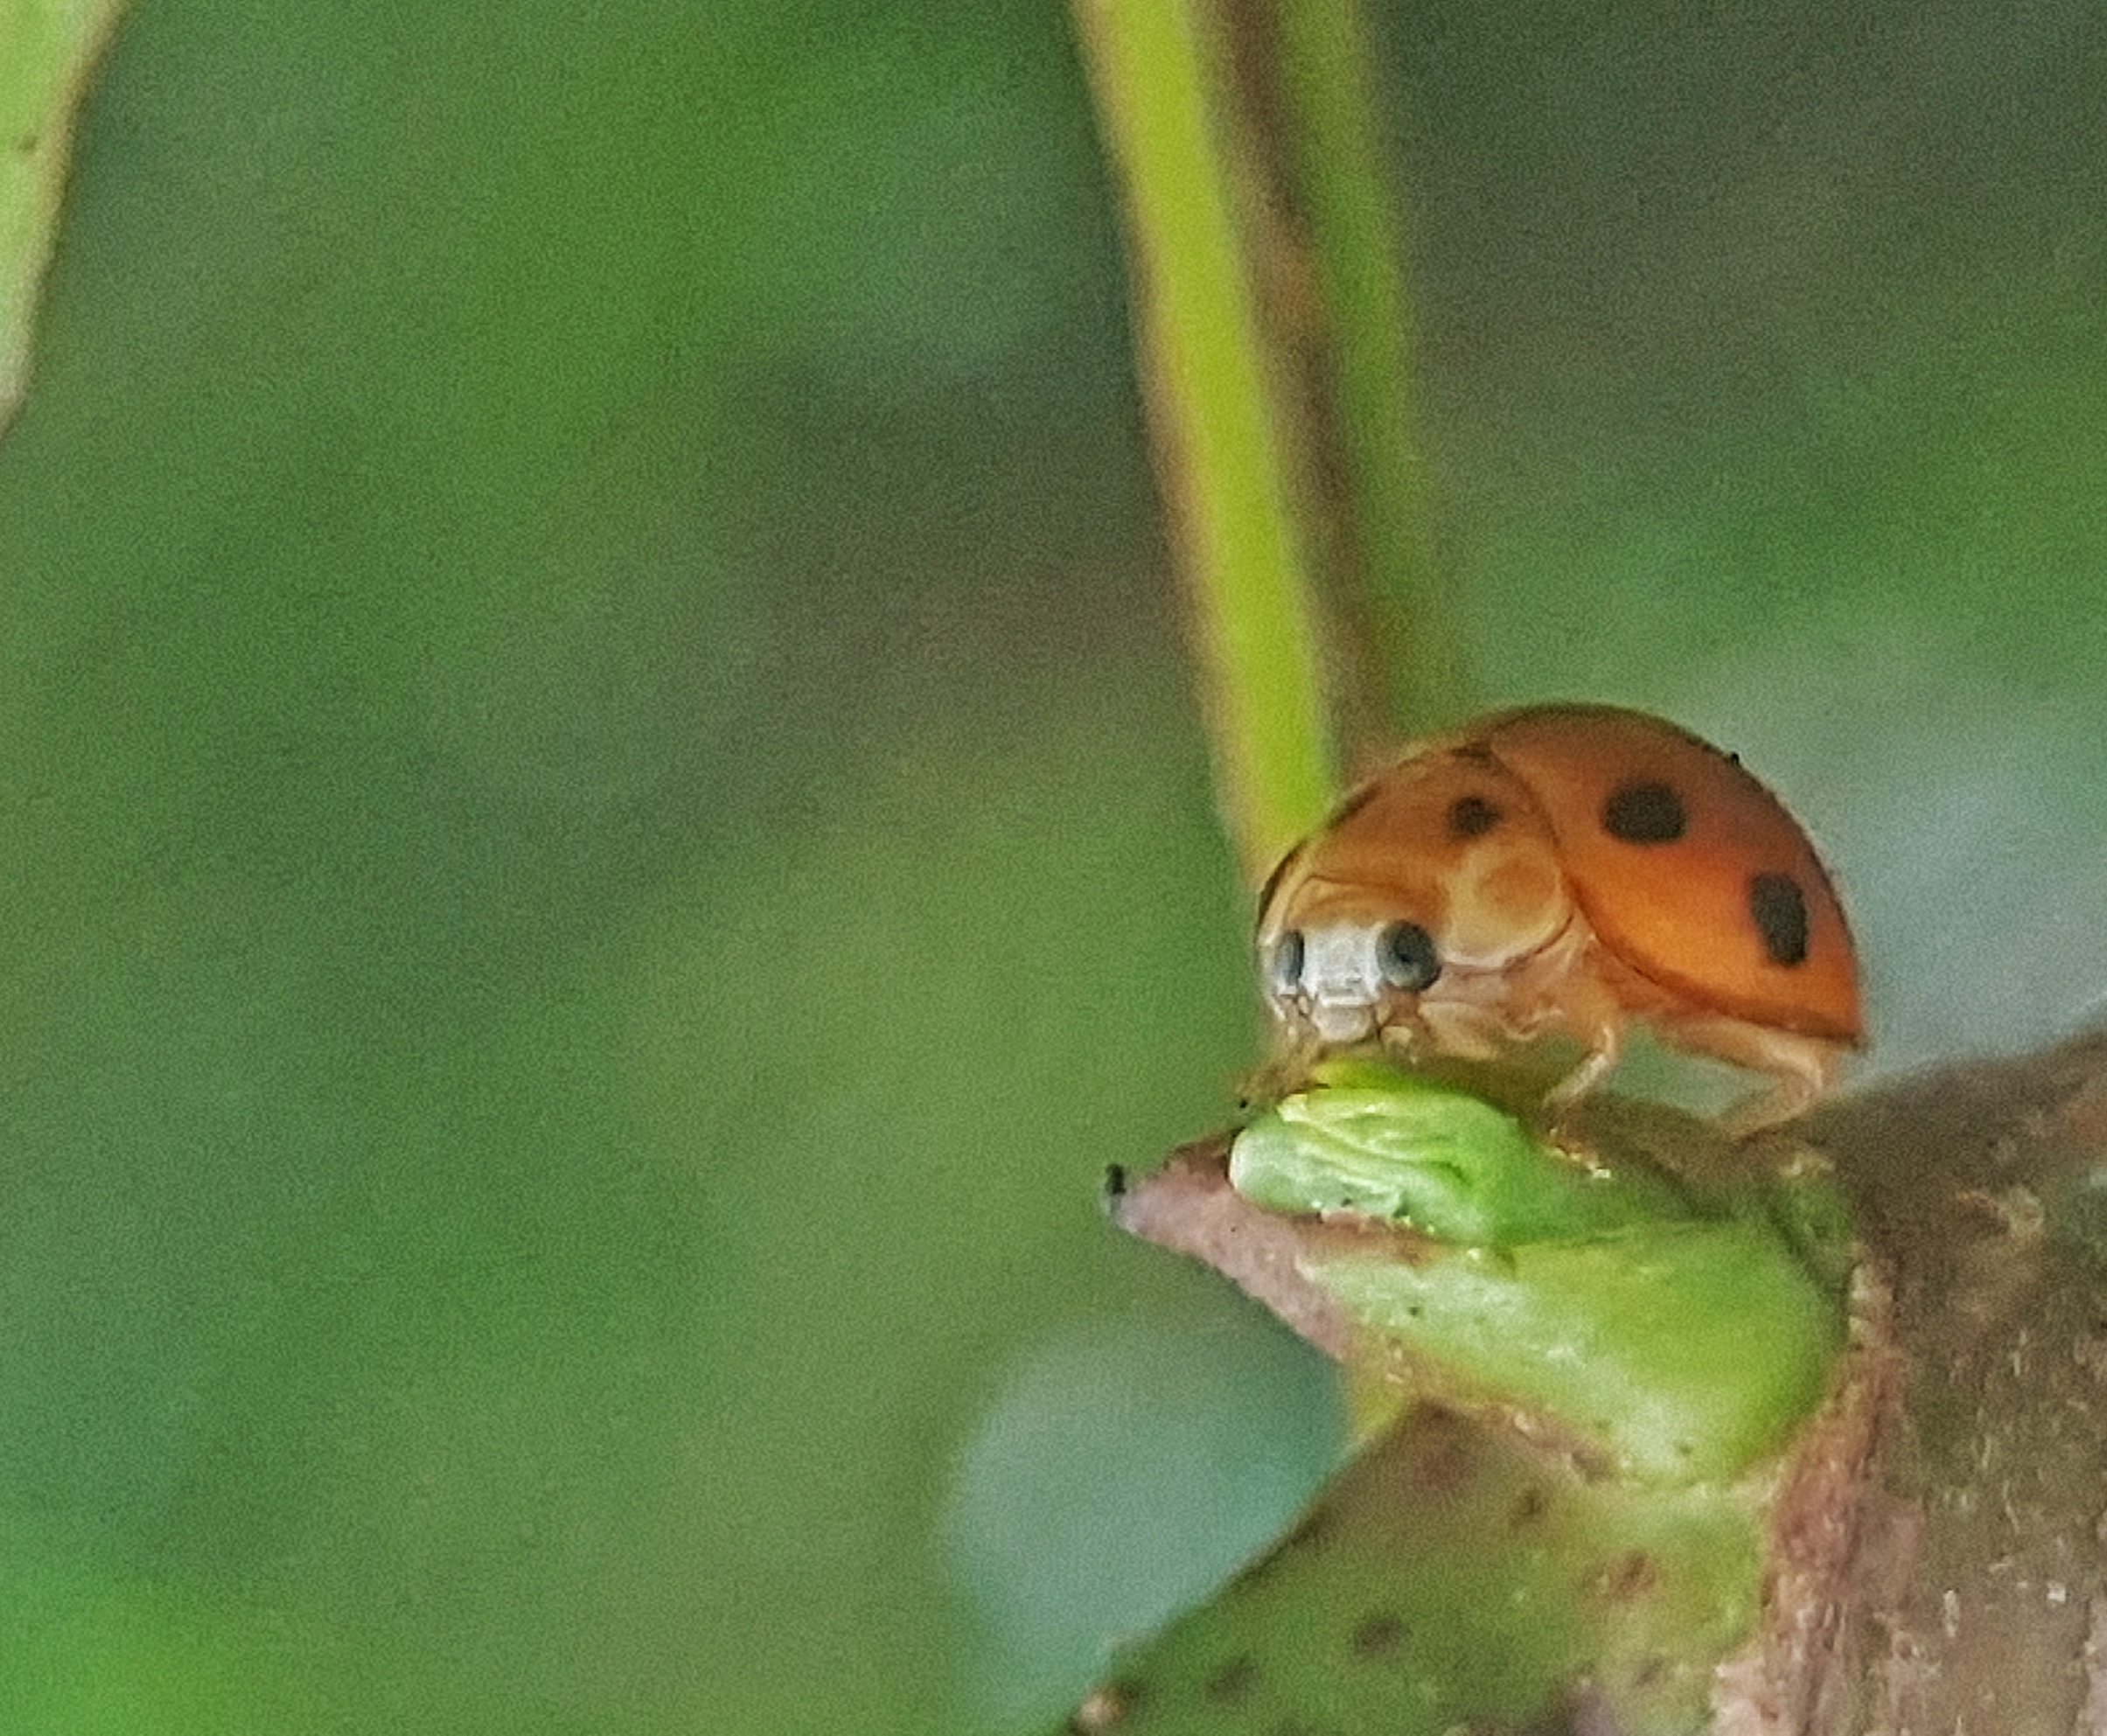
1255 704 1864 1134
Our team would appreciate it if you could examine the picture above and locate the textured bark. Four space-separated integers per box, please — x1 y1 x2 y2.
1708 1263 1908 1735
1810 1029 2107 1733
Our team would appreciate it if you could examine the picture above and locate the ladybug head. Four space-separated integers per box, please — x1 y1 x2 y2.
1257 749 1575 1045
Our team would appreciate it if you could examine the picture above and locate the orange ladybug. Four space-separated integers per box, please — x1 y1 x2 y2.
1255 704 1864 1134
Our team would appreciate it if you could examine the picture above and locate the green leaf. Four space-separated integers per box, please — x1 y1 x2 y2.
1228 1063 1847 1482
1230 1059 1685 1245
1309 1218 1840 1482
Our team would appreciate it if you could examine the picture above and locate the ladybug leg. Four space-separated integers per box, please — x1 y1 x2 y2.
1532 987 1629 1158
1537 1032 1622 1157
1661 1014 1843 1137
1542 1035 1621 1117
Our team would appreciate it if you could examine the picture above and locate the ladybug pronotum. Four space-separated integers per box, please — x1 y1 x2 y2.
1255 704 1865 1135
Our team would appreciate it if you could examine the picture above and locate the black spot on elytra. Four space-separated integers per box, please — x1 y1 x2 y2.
1601 779 1687 844
1448 793 1503 838
1203 1657 1256 1705
1748 871 1810 966
1350 1612 1406 1659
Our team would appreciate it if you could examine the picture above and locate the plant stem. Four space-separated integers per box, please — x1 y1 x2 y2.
1073 0 1338 888
1271 0 1462 738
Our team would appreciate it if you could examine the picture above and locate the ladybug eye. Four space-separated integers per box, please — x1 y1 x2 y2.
1267 930 1306 995
1378 922 1441 992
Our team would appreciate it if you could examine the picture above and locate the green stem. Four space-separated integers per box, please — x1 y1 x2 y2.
1272 0 1463 737
1073 0 1337 887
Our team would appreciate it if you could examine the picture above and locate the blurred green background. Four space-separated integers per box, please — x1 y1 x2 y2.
1 1 2104 1730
